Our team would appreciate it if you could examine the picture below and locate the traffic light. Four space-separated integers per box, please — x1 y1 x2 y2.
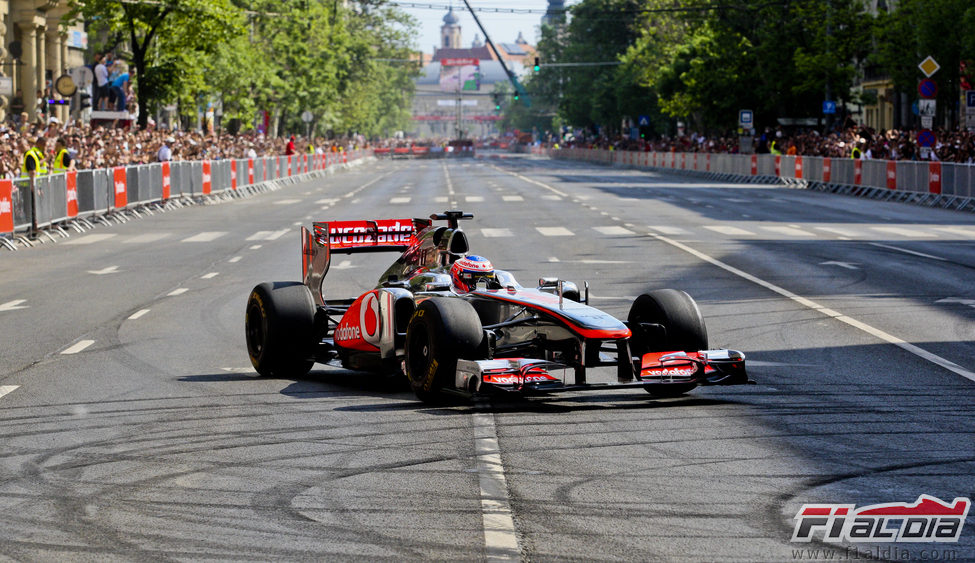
79 92 91 110
533 57 540 72
513 93 519 101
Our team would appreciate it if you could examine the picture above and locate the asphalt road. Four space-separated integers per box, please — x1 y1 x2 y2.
0 154 973 562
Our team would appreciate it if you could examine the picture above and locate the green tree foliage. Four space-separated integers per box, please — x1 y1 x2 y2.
67 0 418 136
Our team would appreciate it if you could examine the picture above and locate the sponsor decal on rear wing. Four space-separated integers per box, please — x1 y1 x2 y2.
318 219 418 252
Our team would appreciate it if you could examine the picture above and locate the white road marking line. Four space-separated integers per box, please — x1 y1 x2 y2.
481 228 514 238
123 233 170 244
933 226 975 237
0 299 28 312
229 256 242 263
705 225 755 236
814 226 860 238
548 257 560 262
272 199 302 205
434 196 449 203
181 231 226 242
202 272 219 279
168 288 189 296
87 265 120 275
332 260 354 270
493 165 568 197
648 232 975 383
65 233 117 245
62 340 95 355
871 226 938 238
473 412 521 560
0 385 18 400
760 225 815 237
128 309 150 320
868 242 946 261
316 198 340 204
593 226 634 235
536 226 573 237
820 261 860 270
502 195 524 202
649 225 689 235
936 297 975 308
266 229 290 240
390 197 411 204
543 194 563 201
249 245 262 250
466 196 485 202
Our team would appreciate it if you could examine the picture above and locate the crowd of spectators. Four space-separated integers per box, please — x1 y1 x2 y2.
562 126 975 164
0 118 360 180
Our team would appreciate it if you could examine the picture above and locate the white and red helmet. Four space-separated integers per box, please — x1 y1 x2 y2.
450 255 495 292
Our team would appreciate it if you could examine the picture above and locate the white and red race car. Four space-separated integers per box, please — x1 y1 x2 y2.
245 211 751 403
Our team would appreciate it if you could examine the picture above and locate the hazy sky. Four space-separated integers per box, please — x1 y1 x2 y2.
399 0 561 55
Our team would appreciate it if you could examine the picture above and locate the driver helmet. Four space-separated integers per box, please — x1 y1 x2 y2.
450 255 495 293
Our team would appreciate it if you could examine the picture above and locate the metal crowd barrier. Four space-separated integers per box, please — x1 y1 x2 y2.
551 148 975 205
0 151 367 246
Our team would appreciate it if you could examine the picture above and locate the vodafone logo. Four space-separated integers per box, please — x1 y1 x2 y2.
334 324 361 342
67 188 77 203
202 173 211 184
0 197 11 215
114 181 125 194
359 292 381 345
931 173 940 182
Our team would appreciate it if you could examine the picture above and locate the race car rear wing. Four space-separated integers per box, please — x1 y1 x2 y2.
301 219 425 306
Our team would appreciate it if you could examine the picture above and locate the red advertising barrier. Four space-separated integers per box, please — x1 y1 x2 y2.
0 179 13 234
706 153 711 172
287 156 293 176
751 155 758 176
230 160 237 190
929 162 942 194
66 170 78 217
113 166 128 208
162 162 171 199
202 161 212 195
774 155 781 177
886 160 897 189
854 159 863 185
248 159 255 184
680 153 686 169
823 158 832 183
795 156 804 179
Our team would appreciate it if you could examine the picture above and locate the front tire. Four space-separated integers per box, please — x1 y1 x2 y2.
404 298 483 403
245 282 316 377
628 289 708 397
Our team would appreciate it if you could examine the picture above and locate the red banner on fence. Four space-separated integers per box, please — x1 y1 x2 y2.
854 159 863 185
750 154 758 176
823 158 832 183
248 159 255 184
230 160 237 190
0 179 13 234
886 160 897 189
706 153 711 172
795 156 804 179
66 170 78 217
113 166 127 208
287 156 293 176
928 162 942 194
162 162 171 199
774 155 781 177
202 161 212 195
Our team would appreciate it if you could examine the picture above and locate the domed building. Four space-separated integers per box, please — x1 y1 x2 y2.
411 7 537 139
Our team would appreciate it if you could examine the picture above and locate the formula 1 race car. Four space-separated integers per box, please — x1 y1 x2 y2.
244 211 751 403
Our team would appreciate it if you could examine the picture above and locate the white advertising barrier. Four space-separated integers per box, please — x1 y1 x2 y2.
0 150 368 244
551 148 974 206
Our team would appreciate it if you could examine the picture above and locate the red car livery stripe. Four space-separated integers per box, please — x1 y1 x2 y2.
473 290 631 340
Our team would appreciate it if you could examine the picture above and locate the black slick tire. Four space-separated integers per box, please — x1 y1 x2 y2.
628 289 708 397
404 297 483 403
245 282 316 377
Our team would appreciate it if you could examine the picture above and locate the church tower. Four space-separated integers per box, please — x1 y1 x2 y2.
441 8 461 49
542 0 566 28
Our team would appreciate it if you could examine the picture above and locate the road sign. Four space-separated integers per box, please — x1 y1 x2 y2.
918 79 937 99
918 99 936 117
301 110 313 123
637 115 650 127
738 109 753 127
921 116 933 129
822 100 836 114
919 56 940 78
966 90 975 108
917 129 936 148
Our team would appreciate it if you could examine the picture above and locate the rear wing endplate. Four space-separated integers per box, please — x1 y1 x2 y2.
301 219 423 305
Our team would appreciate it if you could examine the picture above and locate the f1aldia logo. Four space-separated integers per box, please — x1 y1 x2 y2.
792 495 969 543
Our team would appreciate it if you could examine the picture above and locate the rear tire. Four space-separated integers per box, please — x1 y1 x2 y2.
404 298 483 403
245 282 316 377
628 289 708 397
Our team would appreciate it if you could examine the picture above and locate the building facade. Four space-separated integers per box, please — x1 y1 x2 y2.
0 0 87 125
